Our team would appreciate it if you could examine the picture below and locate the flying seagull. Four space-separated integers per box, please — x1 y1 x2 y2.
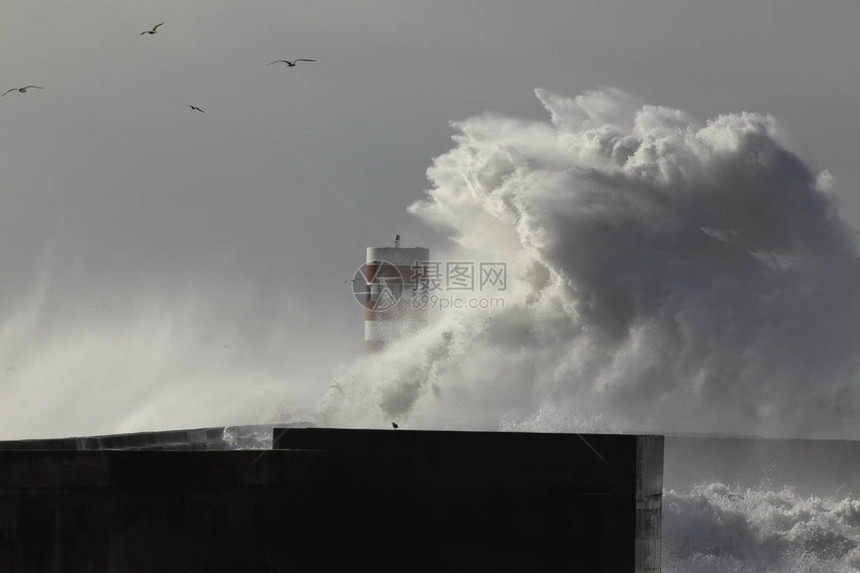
268 59 317 67
2 86 43 97
140 22 165 35
186 105 205 113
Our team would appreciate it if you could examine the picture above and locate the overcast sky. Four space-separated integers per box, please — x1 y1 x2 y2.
2 0 859 437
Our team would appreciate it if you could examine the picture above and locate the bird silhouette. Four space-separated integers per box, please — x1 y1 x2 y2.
2 86 43 97
392 422 399 429
140 22 165 35
186 105 205 113
268 59 317 67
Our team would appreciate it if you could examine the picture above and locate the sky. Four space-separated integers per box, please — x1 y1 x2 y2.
2 0 860 439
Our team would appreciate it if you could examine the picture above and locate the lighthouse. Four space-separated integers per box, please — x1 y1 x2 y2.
363 235 429 352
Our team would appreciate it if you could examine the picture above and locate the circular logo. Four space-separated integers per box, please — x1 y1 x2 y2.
349 260 404 312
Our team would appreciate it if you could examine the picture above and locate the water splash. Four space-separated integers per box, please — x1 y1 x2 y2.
664 483 860 572
321 87 860 440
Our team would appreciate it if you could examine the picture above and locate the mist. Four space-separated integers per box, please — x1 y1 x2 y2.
0 259 353 439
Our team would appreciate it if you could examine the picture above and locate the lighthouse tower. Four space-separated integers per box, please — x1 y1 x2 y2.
364 235 429 352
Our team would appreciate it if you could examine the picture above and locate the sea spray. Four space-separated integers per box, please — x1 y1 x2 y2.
664 483 860 572
319 87 860 440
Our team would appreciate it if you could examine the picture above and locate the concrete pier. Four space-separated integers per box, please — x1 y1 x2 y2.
0 428 663 572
